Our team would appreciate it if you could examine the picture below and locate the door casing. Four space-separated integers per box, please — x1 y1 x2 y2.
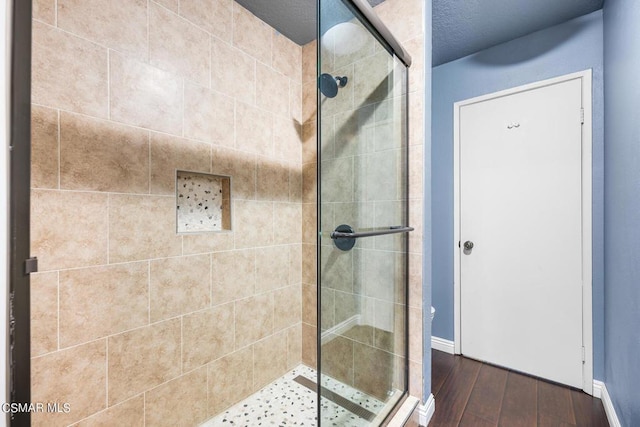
452 70 593 394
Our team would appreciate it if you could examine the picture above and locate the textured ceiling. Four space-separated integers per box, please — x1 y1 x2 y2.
238 0 604 65
432 0 604 66
234 0 385 46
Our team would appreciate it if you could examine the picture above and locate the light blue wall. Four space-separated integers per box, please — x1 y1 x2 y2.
603 0 640 424
422 0 432 401
431 10 605 380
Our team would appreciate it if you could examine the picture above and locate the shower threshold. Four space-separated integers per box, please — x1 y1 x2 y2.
201 364 399 426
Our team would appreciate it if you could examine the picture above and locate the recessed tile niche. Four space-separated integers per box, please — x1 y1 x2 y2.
176 171 231 233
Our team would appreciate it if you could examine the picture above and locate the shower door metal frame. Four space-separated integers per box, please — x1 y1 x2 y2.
316 0 413 424
8 0 33 426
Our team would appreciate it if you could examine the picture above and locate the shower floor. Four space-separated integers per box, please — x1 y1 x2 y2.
201 365 387 426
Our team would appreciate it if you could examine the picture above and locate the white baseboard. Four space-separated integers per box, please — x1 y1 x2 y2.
593 380 621 427
431 336 455 354
418 394 435 426
592 379 603 398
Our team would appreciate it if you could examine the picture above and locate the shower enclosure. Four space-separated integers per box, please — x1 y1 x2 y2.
318 0 413 423
15 0 417 425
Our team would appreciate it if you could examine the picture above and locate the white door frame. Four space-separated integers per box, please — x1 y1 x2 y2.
453 70 593 394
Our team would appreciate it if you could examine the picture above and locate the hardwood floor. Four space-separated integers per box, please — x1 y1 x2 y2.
430 350 609 426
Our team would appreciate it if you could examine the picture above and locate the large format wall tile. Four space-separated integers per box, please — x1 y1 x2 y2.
149 3 210 87
150 132 212 195
31 0 309 421
32 21 108 118
109 53 183 135
30 272 58 357
150 255 211 321
211 146 257 200
255 245 289 293
353 342 393 400
31 105 58 189
322 335 354 386
274 285 301 331
273 203 302 245
108 319 181 405
302 243 317 285
59 112 149 193
207 347 253 416
290 82 303 124
74 396 144 427
301 323 317 368
145 368 208 427
233 200 274 248
273 32 302 82
211 249 255 304
179 0 233 42
59 262 149 348
184 83 235 147
235 102 274 157
153 0 178 12
273 115 302 164
302 284 317 326
31 190 108 271
232 3 272 66
33 0 55 25
182 231 234 255
253 331 287 388
109 194 182 263
302 40 316 85
235 293 274 348
182 304 235 370
286 324 303 369
256 63 289 117
57 0 148 60
374 0 423 44
211 36 256 105
289 243 303 285
32 340 107 426
257 159 289 202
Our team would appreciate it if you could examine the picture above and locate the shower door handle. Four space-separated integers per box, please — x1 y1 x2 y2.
331 224 414 251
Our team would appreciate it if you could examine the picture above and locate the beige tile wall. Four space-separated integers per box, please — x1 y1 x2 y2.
375 0 425 400
300 0 425 403
30 1 303 425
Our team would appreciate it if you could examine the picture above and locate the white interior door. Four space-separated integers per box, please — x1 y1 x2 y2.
459 77 585 388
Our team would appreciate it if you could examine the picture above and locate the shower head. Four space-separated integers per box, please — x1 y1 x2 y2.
319 73 348 98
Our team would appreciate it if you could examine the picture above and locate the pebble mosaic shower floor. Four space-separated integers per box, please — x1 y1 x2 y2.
201 365 385 426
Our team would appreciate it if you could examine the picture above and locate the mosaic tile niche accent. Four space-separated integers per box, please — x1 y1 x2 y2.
176 171 231 233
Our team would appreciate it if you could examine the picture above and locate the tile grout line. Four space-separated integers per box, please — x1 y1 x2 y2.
147 133 151 195
106 194 110 265
179 316 183 375
107 49 111 120
57 110 61 189
146 0 150 64
56 271 60 351
105 338 109 410
147 261 151 325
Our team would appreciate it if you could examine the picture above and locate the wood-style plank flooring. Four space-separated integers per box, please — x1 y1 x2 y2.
430 349 609 426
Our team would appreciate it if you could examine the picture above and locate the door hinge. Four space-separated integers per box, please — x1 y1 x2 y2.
458 241 461 248
25 257 38 275
580 108 585 124
582 346 586 363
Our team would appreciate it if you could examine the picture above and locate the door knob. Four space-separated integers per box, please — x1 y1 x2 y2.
464 241 474 251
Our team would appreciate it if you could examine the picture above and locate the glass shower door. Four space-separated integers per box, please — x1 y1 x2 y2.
318 0 410 424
